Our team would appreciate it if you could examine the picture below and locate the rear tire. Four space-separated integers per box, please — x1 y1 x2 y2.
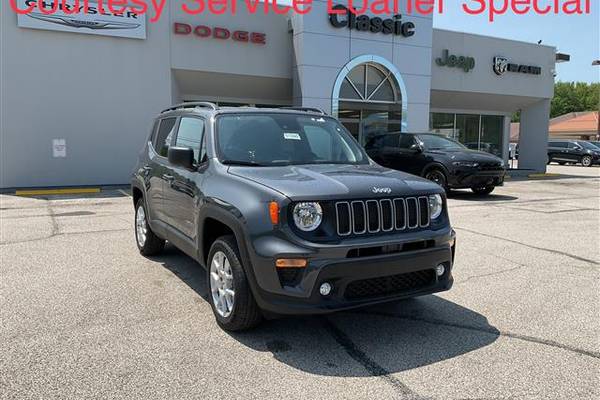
207 235 262 331
471 185 495 195
581 155 593 167
135 198 165 256
558 161 566 165
424 168 448 191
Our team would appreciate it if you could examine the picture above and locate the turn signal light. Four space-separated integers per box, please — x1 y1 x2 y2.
269 201 279 225
275 259 307 268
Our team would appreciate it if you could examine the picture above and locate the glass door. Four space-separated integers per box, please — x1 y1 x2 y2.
339 101 402 146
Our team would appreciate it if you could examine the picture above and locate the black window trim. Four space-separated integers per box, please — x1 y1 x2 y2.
151 116 180 160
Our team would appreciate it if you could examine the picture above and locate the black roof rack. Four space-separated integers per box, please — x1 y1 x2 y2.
161 102 218 113
280 107 326 115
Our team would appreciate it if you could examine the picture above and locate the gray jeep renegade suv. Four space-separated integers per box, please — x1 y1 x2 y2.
131 102 456 331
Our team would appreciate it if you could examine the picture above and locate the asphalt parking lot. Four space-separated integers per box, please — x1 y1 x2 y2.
1 165 599 400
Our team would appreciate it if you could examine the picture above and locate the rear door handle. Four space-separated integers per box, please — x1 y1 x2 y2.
162 174 174 181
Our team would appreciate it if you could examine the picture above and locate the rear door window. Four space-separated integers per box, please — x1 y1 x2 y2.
154 118 177 157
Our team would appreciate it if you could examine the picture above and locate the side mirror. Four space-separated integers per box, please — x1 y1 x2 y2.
410 143 424 153
168 147 195 170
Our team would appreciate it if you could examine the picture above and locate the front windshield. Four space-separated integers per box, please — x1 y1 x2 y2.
578 141 599 150
417 134 466 150
216 113 367 166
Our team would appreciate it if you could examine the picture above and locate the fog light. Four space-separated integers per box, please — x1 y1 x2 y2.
319 282 332 296
436 264 446 277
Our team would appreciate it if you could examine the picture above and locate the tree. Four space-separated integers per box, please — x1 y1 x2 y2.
550 82 600 118
512 82 599 122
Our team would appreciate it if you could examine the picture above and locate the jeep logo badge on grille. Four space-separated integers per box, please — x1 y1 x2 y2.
372 187 392 194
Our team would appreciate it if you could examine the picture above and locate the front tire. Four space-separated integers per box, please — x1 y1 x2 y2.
207 235 262 331
581 155 593 167
471 185 495 195
135 199 165 256
424 168 448 191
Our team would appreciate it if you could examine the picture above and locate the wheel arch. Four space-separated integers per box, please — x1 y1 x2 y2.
197 202 249 269
421 162 450 178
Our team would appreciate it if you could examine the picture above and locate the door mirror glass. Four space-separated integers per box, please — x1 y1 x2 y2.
410 143 423 153
168 147 195 170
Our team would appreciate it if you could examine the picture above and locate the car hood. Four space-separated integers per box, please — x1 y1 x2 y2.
428 148 503 164
228 163 441 201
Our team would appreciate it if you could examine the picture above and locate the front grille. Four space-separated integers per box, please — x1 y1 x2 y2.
344 269 436 300
335 197 430 236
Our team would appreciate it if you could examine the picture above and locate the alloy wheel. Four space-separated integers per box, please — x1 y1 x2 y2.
135 205 147 247
425 170 446 188
582 156 592 167
210 251 235 318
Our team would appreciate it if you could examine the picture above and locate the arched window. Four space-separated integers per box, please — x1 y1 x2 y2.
332 56 407 145
339 63 399 103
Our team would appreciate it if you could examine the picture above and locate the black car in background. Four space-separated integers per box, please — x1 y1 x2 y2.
365 133 506 195
547 140 600 167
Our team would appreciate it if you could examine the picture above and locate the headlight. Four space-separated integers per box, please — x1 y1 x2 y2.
293 202 323 232
453 161 479 168
429 194 443 220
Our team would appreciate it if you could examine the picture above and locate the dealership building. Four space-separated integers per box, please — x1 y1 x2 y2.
0 1 562 189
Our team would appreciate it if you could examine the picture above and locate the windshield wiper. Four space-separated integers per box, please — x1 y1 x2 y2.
221 159 265 167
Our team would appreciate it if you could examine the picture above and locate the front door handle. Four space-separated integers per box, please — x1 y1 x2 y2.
142 166 152 172
162 174 174 182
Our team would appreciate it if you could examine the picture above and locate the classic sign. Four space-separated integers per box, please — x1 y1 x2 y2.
493 56 541 76
436 49 476 72
328 4 415 37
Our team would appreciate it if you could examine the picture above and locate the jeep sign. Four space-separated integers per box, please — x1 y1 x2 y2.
436 49 476 72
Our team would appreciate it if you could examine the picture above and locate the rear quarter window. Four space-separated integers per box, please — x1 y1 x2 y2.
153 117 177 157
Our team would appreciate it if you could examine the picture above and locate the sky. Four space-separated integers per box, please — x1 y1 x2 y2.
432 3 599 83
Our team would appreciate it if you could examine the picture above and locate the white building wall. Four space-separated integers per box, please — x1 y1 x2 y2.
1 7 172 189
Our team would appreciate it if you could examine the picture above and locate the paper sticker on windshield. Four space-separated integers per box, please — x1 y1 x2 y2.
284 132 301 140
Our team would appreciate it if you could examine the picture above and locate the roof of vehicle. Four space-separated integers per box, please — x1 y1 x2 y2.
159 102 328 117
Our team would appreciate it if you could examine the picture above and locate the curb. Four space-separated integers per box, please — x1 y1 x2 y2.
15 188 101 196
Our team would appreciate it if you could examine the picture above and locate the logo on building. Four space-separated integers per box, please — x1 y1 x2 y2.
493 56 541 76
436 50 475 72
493 57 510 75
26 13 140 30
328 4 415 37
15 0 146 39
174 23 266 45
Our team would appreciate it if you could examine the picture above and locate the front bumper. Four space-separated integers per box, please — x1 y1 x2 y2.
244 228 456 315
448 168 506 189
